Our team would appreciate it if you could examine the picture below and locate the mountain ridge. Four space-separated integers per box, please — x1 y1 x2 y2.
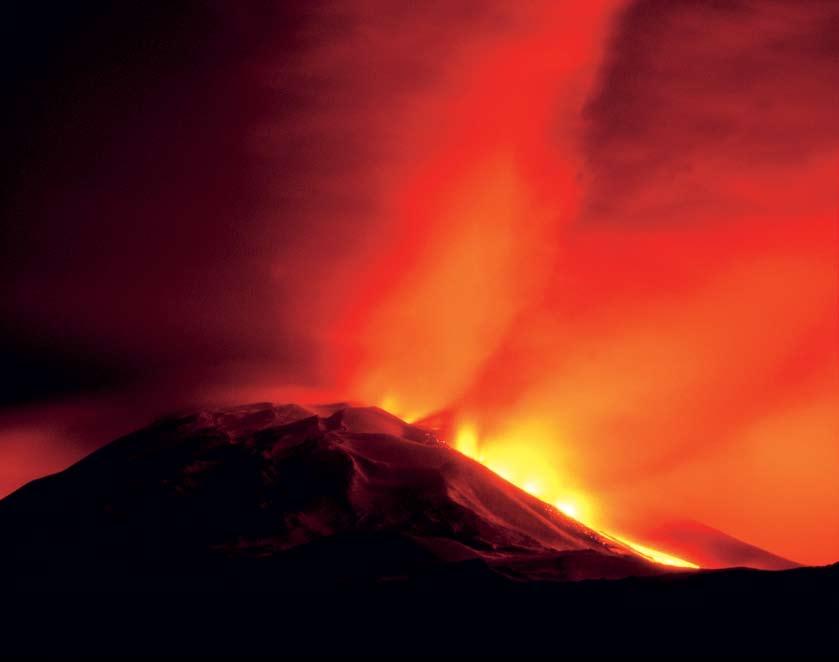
0 402 666 588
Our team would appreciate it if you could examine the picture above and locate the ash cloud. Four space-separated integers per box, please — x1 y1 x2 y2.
583 0 839 224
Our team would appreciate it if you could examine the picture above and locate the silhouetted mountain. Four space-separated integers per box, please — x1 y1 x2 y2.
0 402 662 590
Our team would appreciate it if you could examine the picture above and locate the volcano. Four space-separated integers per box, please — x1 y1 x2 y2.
0 402 665 588
2 402 837 655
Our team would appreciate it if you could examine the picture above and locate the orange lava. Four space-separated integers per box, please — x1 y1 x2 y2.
452 422 698 569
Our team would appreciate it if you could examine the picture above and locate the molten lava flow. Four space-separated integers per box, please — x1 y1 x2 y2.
453 420 596 524
453 423 698 569
604 535 699 570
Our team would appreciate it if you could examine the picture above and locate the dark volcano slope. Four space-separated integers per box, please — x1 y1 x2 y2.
0 402 658 590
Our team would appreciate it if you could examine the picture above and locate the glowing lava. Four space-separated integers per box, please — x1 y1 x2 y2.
453 423 698 569
604 534 699 569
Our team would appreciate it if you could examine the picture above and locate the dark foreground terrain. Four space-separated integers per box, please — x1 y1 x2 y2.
4 562 838 656
2 403 836 655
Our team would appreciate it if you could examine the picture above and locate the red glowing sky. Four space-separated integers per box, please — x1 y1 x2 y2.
1 1 837 565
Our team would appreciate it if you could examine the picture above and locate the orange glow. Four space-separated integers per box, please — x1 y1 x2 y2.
335 2 621 419
606 535 699 570
376 394 422 426
454 419 596 526
452 421 697 569
322 1 838 566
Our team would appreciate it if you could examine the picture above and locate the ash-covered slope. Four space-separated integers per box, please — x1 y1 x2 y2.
0 402 662 588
